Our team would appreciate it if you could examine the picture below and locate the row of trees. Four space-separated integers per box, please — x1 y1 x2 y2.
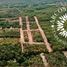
0 29 20 37
0 21 19 28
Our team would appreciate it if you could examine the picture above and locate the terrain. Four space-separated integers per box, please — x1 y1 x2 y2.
0 0 67 67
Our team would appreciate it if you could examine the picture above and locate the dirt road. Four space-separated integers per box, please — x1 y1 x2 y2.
19 17 24 52
26 16 33 44
34 16 53 52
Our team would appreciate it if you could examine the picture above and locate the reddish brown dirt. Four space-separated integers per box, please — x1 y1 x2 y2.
19 17 24 52
26 16 33 44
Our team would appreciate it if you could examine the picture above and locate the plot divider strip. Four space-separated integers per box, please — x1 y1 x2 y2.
34 16 53 52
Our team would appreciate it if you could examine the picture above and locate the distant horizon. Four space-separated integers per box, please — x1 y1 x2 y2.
0 0 66 5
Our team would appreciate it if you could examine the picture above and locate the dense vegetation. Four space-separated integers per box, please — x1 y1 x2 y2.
0 28 20 37
0 21 19 28
45 51 67 67
0 44 67 67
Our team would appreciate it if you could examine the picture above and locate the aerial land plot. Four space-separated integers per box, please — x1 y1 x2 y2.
23 43 46 53
30 21 38 29
0 28 20 37
32 31 43 42
45 51 67 67
0 38 19 45
0 21 19 28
